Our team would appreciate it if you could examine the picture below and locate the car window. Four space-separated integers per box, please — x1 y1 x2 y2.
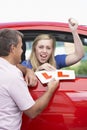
21 30 87 77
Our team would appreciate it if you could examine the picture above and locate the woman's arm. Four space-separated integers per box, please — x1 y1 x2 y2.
65 18 84 66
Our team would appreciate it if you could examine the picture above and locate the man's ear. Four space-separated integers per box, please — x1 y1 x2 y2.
10 44 15 53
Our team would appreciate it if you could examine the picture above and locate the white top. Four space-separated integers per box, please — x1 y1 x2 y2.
0 58 35 130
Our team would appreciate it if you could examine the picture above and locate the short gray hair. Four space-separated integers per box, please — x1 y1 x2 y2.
0 28 24 56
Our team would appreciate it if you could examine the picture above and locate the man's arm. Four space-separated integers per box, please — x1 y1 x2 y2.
17 64 37 86
24 79 59 119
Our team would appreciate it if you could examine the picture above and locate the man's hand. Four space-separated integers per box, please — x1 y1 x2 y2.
17 64 37 87
47 78 59 92
25 68 38 87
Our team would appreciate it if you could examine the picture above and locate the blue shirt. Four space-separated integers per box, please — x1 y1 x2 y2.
21 54 67 69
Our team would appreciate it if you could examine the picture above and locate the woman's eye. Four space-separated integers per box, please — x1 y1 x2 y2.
39 46 43 49
47 47 51 50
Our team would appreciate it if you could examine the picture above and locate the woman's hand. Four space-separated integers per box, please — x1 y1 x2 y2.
36 63 56 71
68 18 78 32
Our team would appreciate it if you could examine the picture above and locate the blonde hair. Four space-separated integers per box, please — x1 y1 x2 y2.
29 34 56 71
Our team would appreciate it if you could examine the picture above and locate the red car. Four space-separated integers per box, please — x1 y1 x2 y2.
0 22 87 130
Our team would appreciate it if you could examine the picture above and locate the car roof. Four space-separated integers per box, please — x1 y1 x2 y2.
0 21 87 35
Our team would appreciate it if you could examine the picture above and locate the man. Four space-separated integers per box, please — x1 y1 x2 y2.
0 28 59 130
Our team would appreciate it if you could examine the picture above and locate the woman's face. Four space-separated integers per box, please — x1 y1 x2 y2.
35 39 53 64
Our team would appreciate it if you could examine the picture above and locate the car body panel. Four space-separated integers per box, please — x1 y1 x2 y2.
21 79 87 130
0 22 87 130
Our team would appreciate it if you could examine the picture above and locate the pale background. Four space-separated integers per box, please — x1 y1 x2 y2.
0 0 87 25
